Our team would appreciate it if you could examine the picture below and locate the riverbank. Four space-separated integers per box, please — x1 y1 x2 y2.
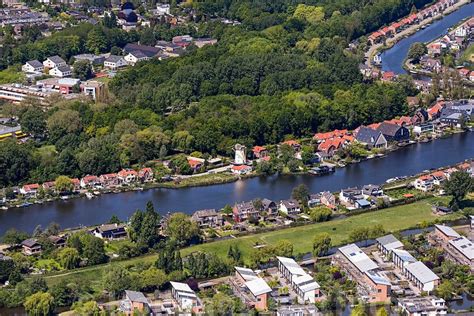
41 198 466 289
366 0 472 71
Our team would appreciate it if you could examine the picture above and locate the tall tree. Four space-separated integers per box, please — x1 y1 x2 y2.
312 233 331 257
24 292 55 316
444 171 473 208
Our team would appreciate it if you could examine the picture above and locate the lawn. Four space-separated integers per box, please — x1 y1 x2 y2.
158 172 238 188
42 198 463 289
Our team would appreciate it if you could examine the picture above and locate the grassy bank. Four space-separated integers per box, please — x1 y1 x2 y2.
154 172 239 189
42 198 463 289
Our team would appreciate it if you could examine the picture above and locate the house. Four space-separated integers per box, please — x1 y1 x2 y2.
233 201 259 222
20 183 39 196
170 281 202 313
355 127 387 149
381 71 396 82
313 129 348 143
434 224 460 242
398 297 447 316
138 167 153 182
99 173 119 187
430 171 446 186
362 184 383 198
194 38 218 48
49 65 72 78
413 122 434 135
124 50 149 65
80 175 100 188
317 137 346 157
22 60 44 73
191 209 223 229
377 122 409 142
48 235 66 248
414 175 434 192
82 80 105 101
119 290 151 315
339 188 362 205
391 249 417 272
376 234 403 257
320 191 336 209
446 236 474 268
404 261 440 292
43 55 66 69
243 277 272 311
337 243 378 273
261 198 278 216
252 146 268 159
117 169 138 184
364 270 392 303
231 165 252 175
21 238 42 255
308 193 322 208
74 54 105 65
279 199 301 215
42 181 55 192
281 140 301 151
427 102 444 120
104 55 128 70
92 223 127 240
276 257 321 304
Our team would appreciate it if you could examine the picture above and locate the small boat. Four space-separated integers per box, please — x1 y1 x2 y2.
85 192 94 199
309 165 335 176
1 206 8 210
93 191 101 196
60 196 69 201
386 177 398 183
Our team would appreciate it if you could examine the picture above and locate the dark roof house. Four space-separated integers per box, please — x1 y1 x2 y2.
377 122 409 142
356 127 387 149
123 43 161 58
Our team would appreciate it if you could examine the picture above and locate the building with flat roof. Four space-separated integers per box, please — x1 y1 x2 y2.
170 281 202 313
338 243 378 273
376 234 404 257
276 257 321 304
404 261 440 292
447 236 473 268
244 278 272 311
392 249 417 272
434 224 460 242
398 296 447 316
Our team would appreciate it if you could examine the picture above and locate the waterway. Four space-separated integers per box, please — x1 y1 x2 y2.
1 132 473 234
381 2 474 74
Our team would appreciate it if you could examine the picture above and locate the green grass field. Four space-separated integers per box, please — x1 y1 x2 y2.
41 198 463 290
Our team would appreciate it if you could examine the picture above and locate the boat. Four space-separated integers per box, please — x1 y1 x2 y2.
386 177 398 183
93 191 101 196
309 165 336 176
1 206 8 210
60 196 69 201
85 192 94 199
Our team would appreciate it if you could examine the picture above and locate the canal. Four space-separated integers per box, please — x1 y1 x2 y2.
380 1 474 74
1 132 473 234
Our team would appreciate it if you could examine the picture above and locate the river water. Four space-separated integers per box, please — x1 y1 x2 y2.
1 132 473 234
381 2 474 74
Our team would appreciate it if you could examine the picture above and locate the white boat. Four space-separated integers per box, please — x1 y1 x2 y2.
60 196 69 201
386 177 398 183
85 192 94 199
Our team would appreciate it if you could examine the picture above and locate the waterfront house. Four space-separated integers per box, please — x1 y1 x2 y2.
317 137 347 157
439 108 470 127
42 181 55 192
191 209 223 229
281 140 301 152
320 191 336 209
80 175 100 188
313 129 348 143
252 146 268 159
119 290 151 315
118 169 138 184
447 236 474 268
99 173 119 187
20 183 39 197
261 198 278 216
170 281 202 313
49 65 72 78
376 234 403 257
376 122 409 143
104 55 128 70
21 238 42 255
381 71 396 82
413 122 435 135
427 102 444 120
43 55 66 69
398 297 447 316
403 261 439 292
48 235 66 248
430 171 446 186
138 167 154 182
233 201 259 222
339 187 363 205
187 157 204 172
414 175 434 192
231 164 252 175
368 31 383 45
92 223 127 240
355 127 387 149
279 199 301 215
22 60 44 73
71 178 81 191
362 184 384 199
308 193 322 208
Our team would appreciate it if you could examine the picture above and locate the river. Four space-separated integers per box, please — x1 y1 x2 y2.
381 1 474 74
1 132 473 234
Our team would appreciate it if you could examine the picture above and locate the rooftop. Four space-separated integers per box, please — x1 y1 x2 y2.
405 261 439 283
449 236 474 260
338 243 378 273
235 266 258 281
277 256 306 276
365 270 391 286
125 290 149 304
392 249 417 263
435 225 460 238
376 234 404 251
245 278 272 296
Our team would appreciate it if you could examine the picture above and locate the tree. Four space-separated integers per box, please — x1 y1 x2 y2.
292 184 309 206
81 235 107 265
0 259 15 283
72 60 93 81
102 266 130 298
138 267 168 291
310 207 332 222
407 42 427 64
222 204 233 215
376 307 388 316
273 240 293 257
24 292 55 316
0 139 32 187
47 109 82 142
49 281 79 307
204 292 236 315
55 175 73 193
73 301 101 315
349 227 370 243
109 215 121 224
57 247 80 269
2 228 30 245
20 107 46 137
86 27 109 54
293 4 325 24
351 304 367 316
165 213 200 246
444 171 473 207
140 27 156 46
312 233 331 257
436 280 455 300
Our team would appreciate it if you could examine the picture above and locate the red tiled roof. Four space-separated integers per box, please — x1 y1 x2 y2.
282 140 299 146
118 169 138 177
232 165 251 171
23 183 39 191
188 159 202 168
82 175 99 183
252 146 267 153
367 123 381 130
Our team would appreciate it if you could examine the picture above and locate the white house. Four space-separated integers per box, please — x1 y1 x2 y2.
404 261 440 292
124 51 149 65
43 55 66 69
170 281 201 312
104 55 128 70
279 199 301 215
49 65 72 78
22 60 44 73
414 175 434 192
